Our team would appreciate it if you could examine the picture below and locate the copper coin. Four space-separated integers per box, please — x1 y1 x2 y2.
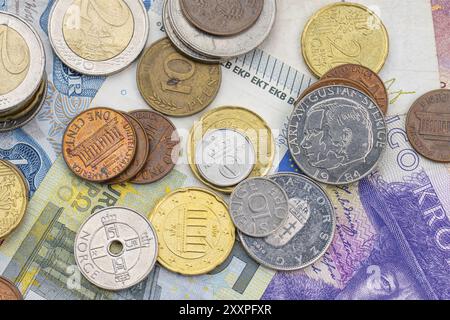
322 64 389 114
0 277 23 300
180 0 264 36
130 110 180 184
63 107 137 182
406 89 450 162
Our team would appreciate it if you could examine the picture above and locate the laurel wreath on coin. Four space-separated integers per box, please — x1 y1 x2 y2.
148 93 182 111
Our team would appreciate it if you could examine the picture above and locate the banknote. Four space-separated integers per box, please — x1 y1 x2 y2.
432 0 450 88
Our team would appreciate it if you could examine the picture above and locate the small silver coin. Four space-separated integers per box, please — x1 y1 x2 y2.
74 207 158 291
195 129 256 187
230 177 289 237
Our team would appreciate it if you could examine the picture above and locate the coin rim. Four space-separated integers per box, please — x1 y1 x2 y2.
0 276 24 300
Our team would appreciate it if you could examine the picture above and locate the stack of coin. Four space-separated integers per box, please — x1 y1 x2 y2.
0 12 47 132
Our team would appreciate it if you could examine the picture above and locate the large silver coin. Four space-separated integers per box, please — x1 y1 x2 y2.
239 173 336 271
48 0 149 76
74 207 158 291
195 129 256 187
168 0 276 58
288 85 387 185
230 177 289 237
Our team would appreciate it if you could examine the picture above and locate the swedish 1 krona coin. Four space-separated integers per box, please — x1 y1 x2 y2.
288 85 387 185
74 207 158 291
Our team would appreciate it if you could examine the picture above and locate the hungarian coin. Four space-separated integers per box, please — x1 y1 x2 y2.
62 107 137 182
239 173 336 271
406 89 450 162
49 0 149 76
74 207 158 291
137 38 221 117
302 3 389 78
0 277 23 300
150 188 235 275
289 85 387 185
180 0 264 36
195 129 256 187
129 110 180 184
230 177 289 237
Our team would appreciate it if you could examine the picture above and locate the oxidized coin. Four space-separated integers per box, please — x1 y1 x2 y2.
62 107 137 182
0 277 23 300
137 38 221 117
230 177 289 237
74 207 158 291
130 110 180 184
0 160 28 239
195 129 256 187
323 64 389 114
150 188 235 275
180 0 264 36
302 3 389 78
239 173 336 271
406 89 450 162
289 85 387 185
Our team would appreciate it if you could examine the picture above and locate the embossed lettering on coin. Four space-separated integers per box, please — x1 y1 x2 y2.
0 277 23 300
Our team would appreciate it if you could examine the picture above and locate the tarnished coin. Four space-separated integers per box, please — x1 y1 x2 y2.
129 110 180 184
0 277 23 300
49 0 149 76
239 173 336 271
62 107 137 182
302 3 389 78
150 188 235 275
289 85 387 185
74 207 158 291
180 0 264 36
230 177 289 237
323 64 389 114
406 89 450 162
137 38 221 117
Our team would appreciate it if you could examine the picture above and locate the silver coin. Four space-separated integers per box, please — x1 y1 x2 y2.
288 85 387 185
48 0 149 76
239 173 336 271
0 12 45 114
230 177 289 237
168 0 276 58
195 129 256 187
74 206 158 291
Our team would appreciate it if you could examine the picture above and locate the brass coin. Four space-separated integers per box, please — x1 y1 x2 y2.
0 277 23 300
150 187 235 275
137 38 221 117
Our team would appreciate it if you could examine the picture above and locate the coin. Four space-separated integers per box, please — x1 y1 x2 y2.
0 277 23 300
302 3 389 78
62 107 137 182
0 160 28 239
288 85 387 185
406 89 450 162
150 188 235 275
230 177 289 237
129 110 180 184
239 173 336 271
137 38 221 117
322 64 389 114
74 207 158 291
188 106 275 194
49 0 149 76
180 0 264 36
195 129 256 187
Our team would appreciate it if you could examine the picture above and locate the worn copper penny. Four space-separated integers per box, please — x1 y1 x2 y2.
0 277 23 300
130 110 180 184
63 107 137 182
180 0 264 36
406 89 450 162
322 64 389 114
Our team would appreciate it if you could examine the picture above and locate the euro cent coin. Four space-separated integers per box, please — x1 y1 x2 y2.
0 277 23 300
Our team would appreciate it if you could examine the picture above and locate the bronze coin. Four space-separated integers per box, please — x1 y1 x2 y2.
406 89 450 163
62 107 137 182
0 277 23 300
130 110 180 184
322 64 389 114
180 0 264 36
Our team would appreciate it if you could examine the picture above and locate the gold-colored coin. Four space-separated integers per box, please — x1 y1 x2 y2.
150 187 235 275
301 2 389 78
0 160 28 239
137 38 221 117
188 106 275 194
